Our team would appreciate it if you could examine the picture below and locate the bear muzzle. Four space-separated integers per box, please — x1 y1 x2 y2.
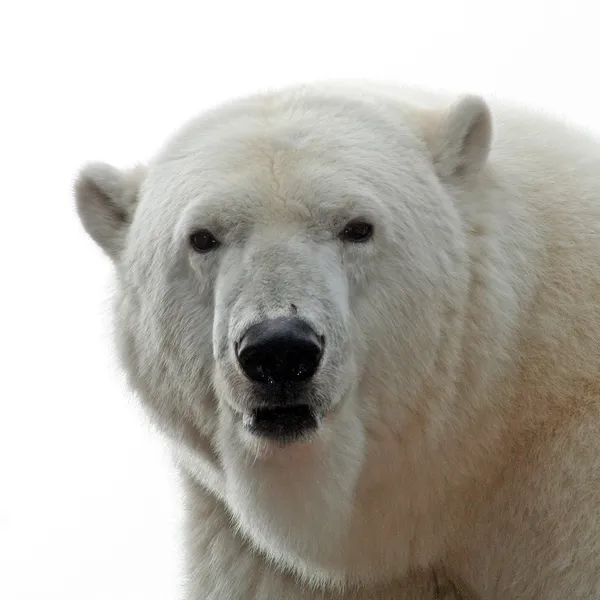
236 316 324 384
235 316 325 441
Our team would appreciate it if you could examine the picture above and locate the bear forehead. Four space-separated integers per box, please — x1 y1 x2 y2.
141 92 431 227
154 89 427 176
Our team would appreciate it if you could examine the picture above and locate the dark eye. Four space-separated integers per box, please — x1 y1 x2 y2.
189 229 220 253
340 220 374 243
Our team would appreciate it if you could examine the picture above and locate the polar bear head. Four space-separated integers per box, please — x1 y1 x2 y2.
75 84 493 584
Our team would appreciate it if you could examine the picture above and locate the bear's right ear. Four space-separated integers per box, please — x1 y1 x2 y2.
74 162 145 261
420 95 493 181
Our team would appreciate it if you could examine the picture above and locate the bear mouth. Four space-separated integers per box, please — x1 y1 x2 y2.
242 404 319 442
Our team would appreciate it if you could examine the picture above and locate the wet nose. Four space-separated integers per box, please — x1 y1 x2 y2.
236 317 323 385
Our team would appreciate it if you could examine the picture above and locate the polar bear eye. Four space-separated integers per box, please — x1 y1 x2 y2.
189 229 220 253
340 219 374 243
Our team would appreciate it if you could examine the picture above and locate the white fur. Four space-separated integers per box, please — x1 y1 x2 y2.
75 81 600 599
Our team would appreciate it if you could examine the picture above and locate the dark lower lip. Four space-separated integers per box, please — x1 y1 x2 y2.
242 404 320 442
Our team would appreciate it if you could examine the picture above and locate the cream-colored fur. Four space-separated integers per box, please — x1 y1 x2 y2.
75 81 600 599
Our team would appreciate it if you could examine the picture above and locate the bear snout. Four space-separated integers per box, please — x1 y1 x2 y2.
236 316 324 386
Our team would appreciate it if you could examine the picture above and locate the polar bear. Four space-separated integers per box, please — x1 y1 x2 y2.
74 81 600 599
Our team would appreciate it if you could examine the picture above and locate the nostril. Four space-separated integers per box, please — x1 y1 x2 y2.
236 317 323 385
286 342 323 379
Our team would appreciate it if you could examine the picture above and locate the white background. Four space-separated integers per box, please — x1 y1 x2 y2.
2 1 600 598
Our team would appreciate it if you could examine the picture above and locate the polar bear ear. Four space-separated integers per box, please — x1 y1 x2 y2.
74 162 145 261
428 95 492 181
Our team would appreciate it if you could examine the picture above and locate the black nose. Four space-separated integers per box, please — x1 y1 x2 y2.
236 317 323 385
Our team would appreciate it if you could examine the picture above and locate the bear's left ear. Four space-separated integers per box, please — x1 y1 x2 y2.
428 95 492 181
74 162 145 262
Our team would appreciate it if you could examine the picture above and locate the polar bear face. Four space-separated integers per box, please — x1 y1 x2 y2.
75 85 492 583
